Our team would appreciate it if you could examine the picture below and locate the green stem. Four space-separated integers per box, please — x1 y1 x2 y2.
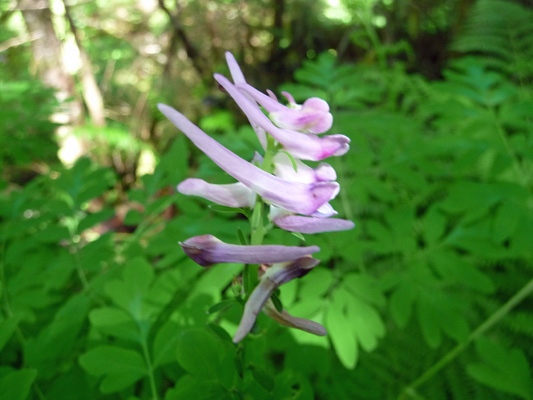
358 11 385 69
488 105 528 188
72 244 90 292
399 277 533 399
242 135 278 295
250 200 265 246
141 336 159 400
0 240 12 318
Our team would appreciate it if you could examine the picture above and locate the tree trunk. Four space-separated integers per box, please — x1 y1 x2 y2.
62 0 106 126
19 0 79 113
19 0 86 165
157 0 207 79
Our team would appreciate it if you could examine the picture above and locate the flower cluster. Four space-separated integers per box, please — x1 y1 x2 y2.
159 52 354 343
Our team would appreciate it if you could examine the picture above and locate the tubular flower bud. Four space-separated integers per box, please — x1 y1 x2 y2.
180 235 320 267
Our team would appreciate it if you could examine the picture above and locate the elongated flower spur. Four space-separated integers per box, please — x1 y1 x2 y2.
159 52 354 343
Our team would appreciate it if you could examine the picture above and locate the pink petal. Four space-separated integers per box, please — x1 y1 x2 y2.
273 153 337 184
273 215 355 234
225 52 246 84
240 84 333 134
224 52 267 149
158 103 337 215
177 179 256 208
214 75 350 161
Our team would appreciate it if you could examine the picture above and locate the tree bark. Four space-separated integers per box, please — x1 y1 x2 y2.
157 0 207 79
62 0 106 126
19 0 86 166
19 0 79 111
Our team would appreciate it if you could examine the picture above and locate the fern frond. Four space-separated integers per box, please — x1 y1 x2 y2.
451 0 533 85
503 310 533 338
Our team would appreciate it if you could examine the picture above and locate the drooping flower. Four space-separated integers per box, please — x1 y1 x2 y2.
262 300 327 336
233 256 325 343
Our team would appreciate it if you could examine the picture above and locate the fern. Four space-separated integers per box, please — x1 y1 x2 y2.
451 0 533 85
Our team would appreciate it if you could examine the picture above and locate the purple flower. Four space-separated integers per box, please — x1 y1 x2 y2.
233 256 324 343
238 83 333 134
214 74 350 162
180 234 320 267
263 300 327 336
177 179 255 208
225 52 268 149
272 213 355 234
158 104 338 216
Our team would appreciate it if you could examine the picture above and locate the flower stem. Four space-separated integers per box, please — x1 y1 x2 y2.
140 333 159 400
399 277 533 399
243 200 265 295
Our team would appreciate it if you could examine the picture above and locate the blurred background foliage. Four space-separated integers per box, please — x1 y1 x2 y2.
1 0 532 399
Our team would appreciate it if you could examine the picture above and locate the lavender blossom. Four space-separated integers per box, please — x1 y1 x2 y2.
158 104 338 216
238 83 333 134
214 74 350 162
180 235 320 267
177 179 256 208
233 256 321 343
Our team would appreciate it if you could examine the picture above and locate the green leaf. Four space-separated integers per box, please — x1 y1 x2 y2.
250 365 275 392
242 265 258 297
208 204 242 214
176 328 236 388
78 208 115 232
431 250 494 293
79 346 147 393
326 291 357 369
298 267 334 299
153 321 182 368
24 294 90 375
467 338 532 400
0 316 21 352
422 206 447 245
0 369 37 400
124 209 143 225
237 227 249 246
492 200 522 242
343 273 386 308
290 231 305 241
280 150 298 172
206 299 238 315
389 280 417 328
271 290 284 313
89 307 141 342
164 375 228 400
104 257 155 322
346 296 385 352
416 296 442 348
